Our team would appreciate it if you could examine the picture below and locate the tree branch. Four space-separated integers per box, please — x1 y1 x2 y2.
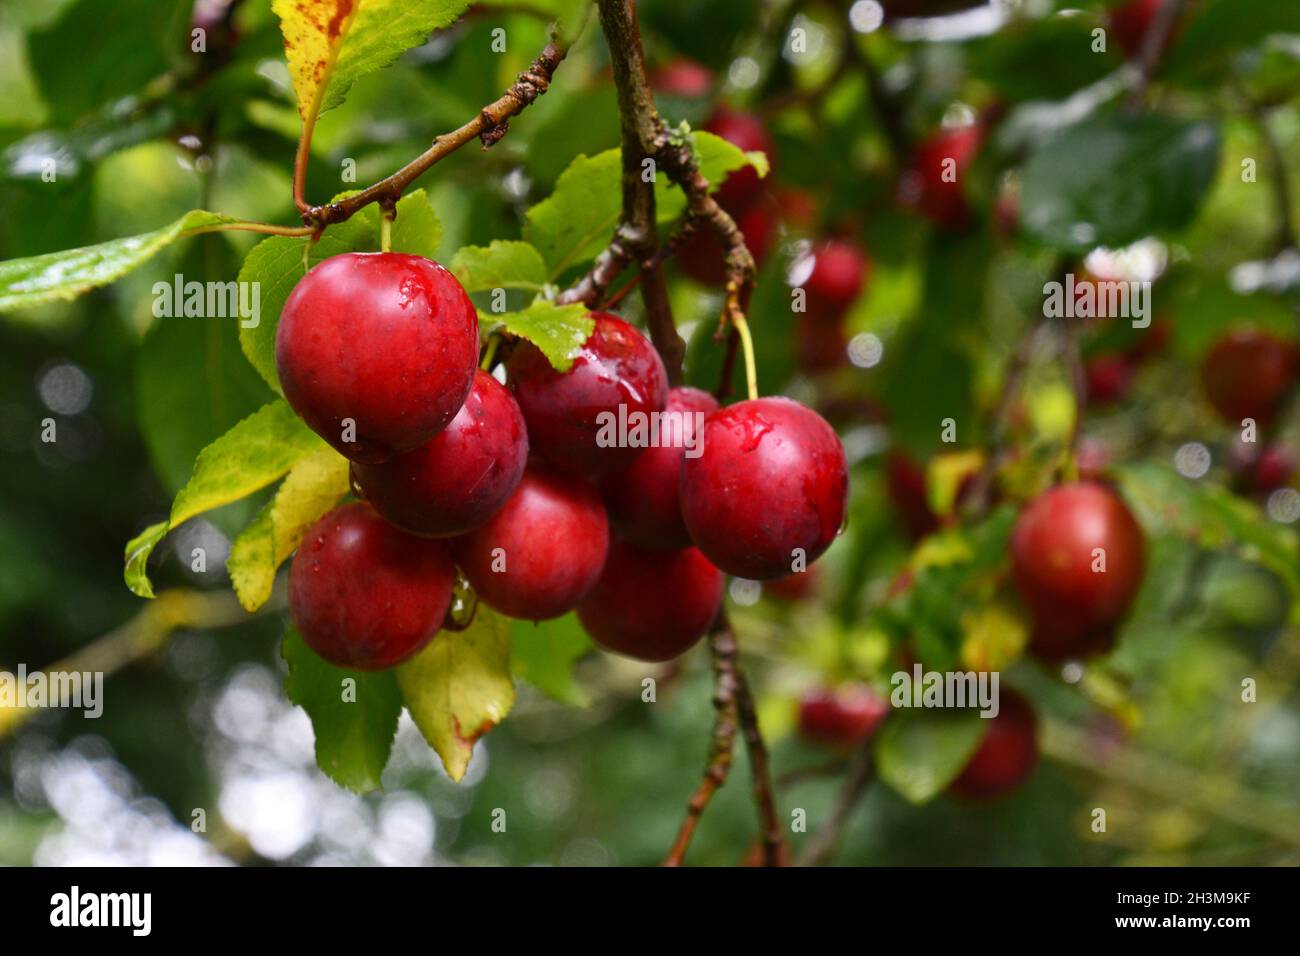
299 36 570 229
561 0 684 381
797 744 875 867
729 627 786 866
563 0 758 384
663 626 739 866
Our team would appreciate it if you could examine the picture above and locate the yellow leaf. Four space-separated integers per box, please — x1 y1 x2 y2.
959 601 1028 672
397 606 515 782
273 0 360 123
272 0 473 124
926 449 984 517
227 446 351 612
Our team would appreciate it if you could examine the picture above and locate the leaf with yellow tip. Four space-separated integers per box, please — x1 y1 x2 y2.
397 606 515 782
272 0 473 124
227 445 351 612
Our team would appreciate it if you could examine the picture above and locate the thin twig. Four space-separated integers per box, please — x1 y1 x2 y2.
726 623 785 866
963 257 1074 516
961 322 1040 518
298 36 571 229
663 626 740 866
797 745 875 867
562 0 756 385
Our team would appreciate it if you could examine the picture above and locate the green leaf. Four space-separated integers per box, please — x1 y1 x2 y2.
478 0 591 43
875 708 987 805
523 131 765 278
1020 113 1221 252
1164 0 1300 84
389 190 443 258
227 445 351 612
397 605 515 783
0 210 236 313
123 400 324 597
135 241 277 494
282 628 403 793
968 15 1120 102
883 234 984 455
124 522 169 600
450 240 548 292
25 0 184 117
237 190 441 393
1115 462 1300 596
510 614 594 706
273 0 473 122
487 299 594 373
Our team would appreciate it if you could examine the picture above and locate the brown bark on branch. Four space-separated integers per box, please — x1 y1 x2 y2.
661 617 786 867
561 0 758 384
797 745 875 867
662 626 740 866
298 37 569 229
581 1 776 862
730 628 785 866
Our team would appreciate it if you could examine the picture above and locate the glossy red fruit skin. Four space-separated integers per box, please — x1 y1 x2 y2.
1011 482 1145 658
801 240 869 321
276 253 479 464
578 542 724 662
705 109 775 210
1200 329 1298 425
350 370 528 537
681 397 848 580
903 125 983 231
948 688 1038 800
288 502 455 670
508 312 669 476
600 386 718 550
798 685 889 749
453 466 609 621
677 197 779 286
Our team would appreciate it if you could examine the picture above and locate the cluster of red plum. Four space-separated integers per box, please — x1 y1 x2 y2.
274 250 849 671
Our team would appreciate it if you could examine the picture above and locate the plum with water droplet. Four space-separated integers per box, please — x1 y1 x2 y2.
600 386 717 550
507 311 668 475
288 502 455 669
579 541 723 661
276 253 479 464
350 369 528 537
680 397 848 580
453 465 609 620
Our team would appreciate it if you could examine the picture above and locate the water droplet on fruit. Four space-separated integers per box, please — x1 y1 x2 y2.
443 571 479 631
736 413 775 452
